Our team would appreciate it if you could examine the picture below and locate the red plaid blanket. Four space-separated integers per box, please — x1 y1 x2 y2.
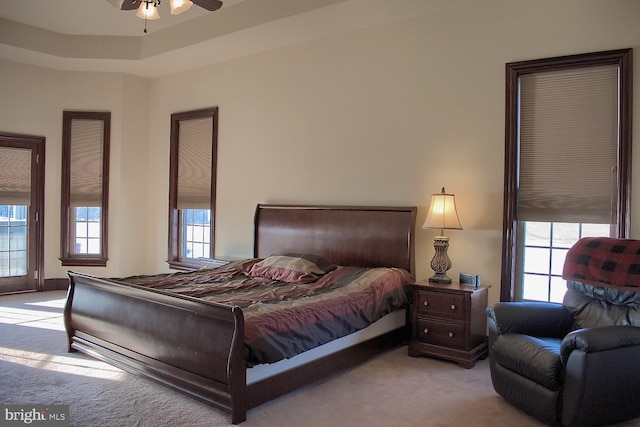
562 237 640 291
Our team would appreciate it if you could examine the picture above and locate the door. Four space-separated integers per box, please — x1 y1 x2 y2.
0 133 45 293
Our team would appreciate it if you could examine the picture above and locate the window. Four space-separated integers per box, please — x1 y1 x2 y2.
0 204 28 276
181 208 211 260
168 107 218 269
60 111 110 267
74 207 102 254
502 49 632 302
520 222 611 302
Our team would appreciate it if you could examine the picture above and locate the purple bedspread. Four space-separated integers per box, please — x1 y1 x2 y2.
117 259 412 365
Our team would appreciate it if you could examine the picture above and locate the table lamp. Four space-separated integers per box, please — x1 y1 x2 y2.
422 187 463 283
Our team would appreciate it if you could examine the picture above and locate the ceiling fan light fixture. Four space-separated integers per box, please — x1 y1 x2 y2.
136 1 161 20
170 0 193 15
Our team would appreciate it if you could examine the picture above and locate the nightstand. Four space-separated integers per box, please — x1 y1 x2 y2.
408 280 489 368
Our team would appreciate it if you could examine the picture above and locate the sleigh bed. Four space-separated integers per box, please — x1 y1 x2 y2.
64 204 416 424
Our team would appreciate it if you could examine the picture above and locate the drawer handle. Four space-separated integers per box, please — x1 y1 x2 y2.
423 301 429 306
450 304 456 310
423 328 429 334
448 332 454 338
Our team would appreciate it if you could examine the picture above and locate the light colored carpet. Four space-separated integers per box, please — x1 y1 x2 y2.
1 291 639 427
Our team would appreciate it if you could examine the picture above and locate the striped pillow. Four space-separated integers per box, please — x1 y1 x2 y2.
247 253 337 284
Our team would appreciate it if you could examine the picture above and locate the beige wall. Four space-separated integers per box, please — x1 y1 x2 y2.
0 64 151 281
0 0 639 305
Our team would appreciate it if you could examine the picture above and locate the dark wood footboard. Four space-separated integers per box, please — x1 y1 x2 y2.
63 204 417 424
64 271 248 424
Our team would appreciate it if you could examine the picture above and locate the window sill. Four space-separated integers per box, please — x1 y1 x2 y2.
167 260 199 271
60 257 107 267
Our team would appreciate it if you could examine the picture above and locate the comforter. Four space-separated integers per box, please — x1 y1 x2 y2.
116 259 412 366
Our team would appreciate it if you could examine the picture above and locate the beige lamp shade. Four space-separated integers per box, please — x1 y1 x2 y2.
422 187 463 235
136 2 160 19
170 0 193 15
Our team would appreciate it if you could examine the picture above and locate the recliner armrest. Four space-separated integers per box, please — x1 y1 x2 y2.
560 325 640 364
487 302 573 337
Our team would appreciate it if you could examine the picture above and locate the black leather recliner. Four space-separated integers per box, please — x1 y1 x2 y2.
487 237 640 426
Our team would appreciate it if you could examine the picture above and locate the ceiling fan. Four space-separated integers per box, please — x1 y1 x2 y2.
107 0 223 33
115 0 223 12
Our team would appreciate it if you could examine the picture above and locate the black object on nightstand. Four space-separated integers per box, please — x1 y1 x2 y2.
408 280 489 368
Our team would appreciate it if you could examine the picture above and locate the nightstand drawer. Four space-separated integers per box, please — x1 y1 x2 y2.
416 318 465 349
416 291 466 320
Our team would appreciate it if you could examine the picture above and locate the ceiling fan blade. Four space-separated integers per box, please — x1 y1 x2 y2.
192 0 223 12
121 0 142 10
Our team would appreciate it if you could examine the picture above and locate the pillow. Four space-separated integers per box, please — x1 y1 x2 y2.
246 253 337 284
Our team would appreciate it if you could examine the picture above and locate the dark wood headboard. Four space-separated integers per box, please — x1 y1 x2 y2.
253 204 416 276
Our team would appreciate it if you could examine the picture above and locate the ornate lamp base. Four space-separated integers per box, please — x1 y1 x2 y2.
429 236 453 284
429 272 452 283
